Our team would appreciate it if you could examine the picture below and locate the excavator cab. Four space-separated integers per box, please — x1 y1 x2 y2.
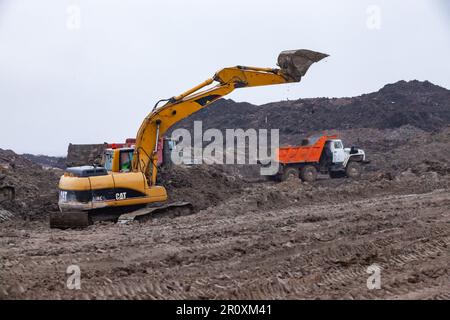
119 149 133 172
103 150 114 171
103 148 135 173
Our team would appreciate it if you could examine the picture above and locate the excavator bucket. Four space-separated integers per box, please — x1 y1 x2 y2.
277 49 328 82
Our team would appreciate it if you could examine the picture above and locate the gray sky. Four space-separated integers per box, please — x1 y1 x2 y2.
0 0 449 156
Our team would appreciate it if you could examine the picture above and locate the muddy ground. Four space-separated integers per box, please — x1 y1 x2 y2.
0 172 449 299
0 80 449 300
1 133 450 299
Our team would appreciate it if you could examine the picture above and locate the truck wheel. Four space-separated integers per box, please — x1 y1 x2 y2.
280 167 299 182
300 165 317 182
346 161 362 179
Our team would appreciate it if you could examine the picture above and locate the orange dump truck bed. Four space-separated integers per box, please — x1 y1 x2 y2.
277 135 337 164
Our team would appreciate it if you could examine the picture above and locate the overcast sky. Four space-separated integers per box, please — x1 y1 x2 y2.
0 0 449 155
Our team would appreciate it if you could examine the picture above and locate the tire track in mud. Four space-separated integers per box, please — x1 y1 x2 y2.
316 235 450 288
1 189 449 299
75 229 449 300
73 193 450 299
202 233 449 299
174 191 450 299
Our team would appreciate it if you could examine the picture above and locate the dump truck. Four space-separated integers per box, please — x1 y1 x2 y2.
270 135 369 182
51 49 328 228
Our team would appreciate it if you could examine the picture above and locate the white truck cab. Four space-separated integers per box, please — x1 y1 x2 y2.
329 139 346 163
328 139 367 167
324 139 368 179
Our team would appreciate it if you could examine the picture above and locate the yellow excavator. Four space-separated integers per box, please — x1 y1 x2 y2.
50 49 328 228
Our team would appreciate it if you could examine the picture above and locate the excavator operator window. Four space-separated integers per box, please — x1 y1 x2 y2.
120 150 133 172
104 152 113 172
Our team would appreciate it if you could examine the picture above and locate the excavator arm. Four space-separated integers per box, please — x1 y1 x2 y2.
132 49 328 185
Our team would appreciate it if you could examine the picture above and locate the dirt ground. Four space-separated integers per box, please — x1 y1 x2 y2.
0 171 449 300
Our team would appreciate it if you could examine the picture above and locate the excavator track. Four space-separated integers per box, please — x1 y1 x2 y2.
118 202 194 224
49 202 194 229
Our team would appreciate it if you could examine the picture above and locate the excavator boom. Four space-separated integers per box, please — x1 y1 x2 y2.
133 49 328 184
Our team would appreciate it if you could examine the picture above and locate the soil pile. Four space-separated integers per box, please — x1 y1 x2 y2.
168 80 450 180
170 80 450 138
158 164 245 211
0 149 61 219
22 154 66 169
314 125 450 176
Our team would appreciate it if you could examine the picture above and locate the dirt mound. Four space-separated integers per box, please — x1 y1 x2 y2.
0 149 61 219
199 170 450 219
170 80 450 138
22 154 66 169
158 164 245 211
307 125 450 175
368 127 450 175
